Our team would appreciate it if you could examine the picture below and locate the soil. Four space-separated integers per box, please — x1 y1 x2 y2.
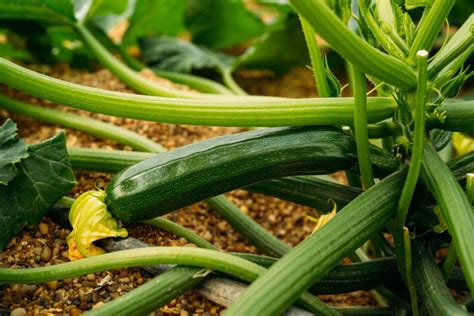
0 65 376 315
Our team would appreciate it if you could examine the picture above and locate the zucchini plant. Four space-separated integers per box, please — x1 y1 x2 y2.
0 0 473 315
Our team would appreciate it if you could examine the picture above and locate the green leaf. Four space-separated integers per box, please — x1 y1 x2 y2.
0 119 28 184
0 0 76 24
122 0 186 47
0 165 17 185
185 0 266 49
140 36 235 74
236 15 309 74
0 131 76 250
88 0 136 37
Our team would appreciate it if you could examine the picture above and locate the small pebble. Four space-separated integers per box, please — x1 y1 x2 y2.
47 280 59 290
19 284 37 297
118 270 128 278
107 284 119 293
38 223 49 235
86 274 96 281
70 307 82 316
10 307 27 316
32 247 42 256
41 246 52 262
79 301 88 310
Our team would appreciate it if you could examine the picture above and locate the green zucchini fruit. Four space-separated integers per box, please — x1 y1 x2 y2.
412 241 469 316
446 150 474 183
105 126 399 222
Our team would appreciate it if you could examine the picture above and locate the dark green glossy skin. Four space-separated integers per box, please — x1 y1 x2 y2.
412 242 469 316
106 126 398 222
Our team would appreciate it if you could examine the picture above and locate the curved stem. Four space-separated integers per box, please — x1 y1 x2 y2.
0 94 166 153
299 15 331 97
0 58 396 127
115 44 234 95
358 4 406 59
74 24 211 99
290 0 416 89
144 218 217 250
221 69 247 95
395 50 428 236
206 196 291 258
441 245 457 280
394 50 428 316
0 247 335 315
0 247 264 283
154 69 234 95
350 66 374 189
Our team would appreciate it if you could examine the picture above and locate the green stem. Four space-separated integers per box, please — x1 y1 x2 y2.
221 69 247 95
407 0 456 64
0 247 262 283
206 196 291 258
290 0 416 89
299 15 331 97
382 136 394 152
144 218 217 250
350 66 374 189
74 24 204 99
0 94 166 153
247 176 362 213
403 228 419 316
224 171 406 315
57 196 75 208
154 69 234 95
422 142 474 294
358 4 406 59
393 50 428 316
115 44 234 95
394 50 428 235
0 58 396 127
441 245 457 280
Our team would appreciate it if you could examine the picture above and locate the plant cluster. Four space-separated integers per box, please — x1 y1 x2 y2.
0 0 473 315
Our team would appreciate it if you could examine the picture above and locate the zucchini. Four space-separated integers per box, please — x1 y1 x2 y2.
446 150 474 183
412 241 469 316
105 126 399 222
68 148 362 211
